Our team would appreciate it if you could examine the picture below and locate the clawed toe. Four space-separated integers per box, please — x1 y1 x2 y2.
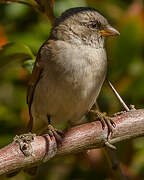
90 110 116 149
104 117 115 138
90 110 115 131
101 118 116 150
105 141 116 150
44 124 64 146
52 129 63 145
54 129 65 137
14 133 36 156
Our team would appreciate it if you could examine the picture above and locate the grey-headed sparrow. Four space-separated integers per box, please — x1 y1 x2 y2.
27 7 119 143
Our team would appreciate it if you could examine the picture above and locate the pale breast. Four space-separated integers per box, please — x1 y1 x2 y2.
31 42 107 132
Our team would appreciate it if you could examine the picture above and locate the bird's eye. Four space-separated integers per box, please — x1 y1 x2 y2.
91 23 97 28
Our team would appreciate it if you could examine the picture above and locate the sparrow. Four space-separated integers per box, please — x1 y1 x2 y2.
27 7 120 143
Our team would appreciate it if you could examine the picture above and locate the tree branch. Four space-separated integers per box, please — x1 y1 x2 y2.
0 0 37 9
0 0 55 23
0 109 144 175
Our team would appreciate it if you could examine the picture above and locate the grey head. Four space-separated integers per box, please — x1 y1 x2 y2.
50 7 120 48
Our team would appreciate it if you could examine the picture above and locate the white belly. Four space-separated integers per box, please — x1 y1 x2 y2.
31 45 107 133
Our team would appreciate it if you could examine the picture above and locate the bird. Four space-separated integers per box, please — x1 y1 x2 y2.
27 7 120 144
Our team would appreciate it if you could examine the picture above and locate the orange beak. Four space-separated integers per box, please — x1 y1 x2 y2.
100 25 120 37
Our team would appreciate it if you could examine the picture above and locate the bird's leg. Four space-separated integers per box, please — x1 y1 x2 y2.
44 115 64 145
89 110 116 149
14 132 36 156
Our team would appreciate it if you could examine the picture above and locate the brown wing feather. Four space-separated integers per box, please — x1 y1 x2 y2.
26 40 54 131
27 53 43 131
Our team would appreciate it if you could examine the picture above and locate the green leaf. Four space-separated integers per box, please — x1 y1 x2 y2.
22 59 35 73
0 42 35 68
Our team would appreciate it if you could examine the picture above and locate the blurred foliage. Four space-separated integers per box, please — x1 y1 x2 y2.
0 42 35 68
0 0 144 180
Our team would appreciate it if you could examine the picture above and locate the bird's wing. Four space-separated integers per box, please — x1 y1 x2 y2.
27 60 42 110
27 39 65 131
27 40 53 131
27 51 43 131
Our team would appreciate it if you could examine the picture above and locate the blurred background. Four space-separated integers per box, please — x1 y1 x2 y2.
0 0 144 179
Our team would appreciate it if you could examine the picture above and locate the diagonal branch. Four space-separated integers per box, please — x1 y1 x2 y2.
40 0 55 23
0 0 55 23
0 0 35 8
0 109 144 175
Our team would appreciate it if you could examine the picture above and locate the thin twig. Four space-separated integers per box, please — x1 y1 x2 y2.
0 0 34 7
0 0 43 17
0 0 55 23
40 0 55 23
106 79 130 111
105 79 130 179
103 147 127 180
96 101 126 180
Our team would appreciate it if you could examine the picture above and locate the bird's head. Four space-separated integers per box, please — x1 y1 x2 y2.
51 7 120 48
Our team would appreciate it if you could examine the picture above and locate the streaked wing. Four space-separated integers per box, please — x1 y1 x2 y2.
27 50 43 131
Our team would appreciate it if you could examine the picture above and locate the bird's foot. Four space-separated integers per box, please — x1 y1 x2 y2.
44 124 64 146
113 110 127 117
113 105 136 117
90 110 116 150
14 132 36 156
129 104 136 110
